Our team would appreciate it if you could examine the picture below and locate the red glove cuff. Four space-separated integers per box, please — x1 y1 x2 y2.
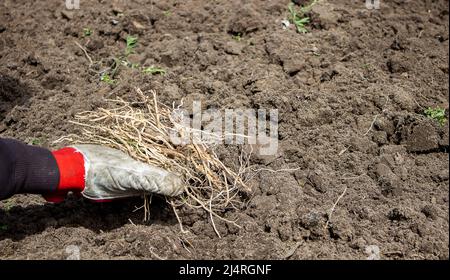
52 147 86 192
48 147 113 203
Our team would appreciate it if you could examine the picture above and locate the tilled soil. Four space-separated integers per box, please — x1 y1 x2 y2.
0 0 448 259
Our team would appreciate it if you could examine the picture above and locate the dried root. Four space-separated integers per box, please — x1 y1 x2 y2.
60 88 250 236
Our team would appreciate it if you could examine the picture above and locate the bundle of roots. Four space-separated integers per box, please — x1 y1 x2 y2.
61 88 250 236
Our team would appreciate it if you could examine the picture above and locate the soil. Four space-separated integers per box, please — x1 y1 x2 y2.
0 0 448 260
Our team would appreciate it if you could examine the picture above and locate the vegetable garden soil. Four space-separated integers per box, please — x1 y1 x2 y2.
0 0 448 259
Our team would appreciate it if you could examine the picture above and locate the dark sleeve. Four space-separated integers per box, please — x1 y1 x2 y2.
0 138 59 200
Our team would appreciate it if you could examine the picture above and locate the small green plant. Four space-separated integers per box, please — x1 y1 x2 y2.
143 66 166 75
101 35 166 84
2 199 14 212
288 1 317 34
0 224 7 231
163 10 171 16
125 35 138 56
83 28 92 37
31 138 41 146
100 35 138 83
232 33 242 41
424 107 447 126
100 73 116 85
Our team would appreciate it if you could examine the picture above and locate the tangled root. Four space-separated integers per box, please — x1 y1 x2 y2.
58 88 251 237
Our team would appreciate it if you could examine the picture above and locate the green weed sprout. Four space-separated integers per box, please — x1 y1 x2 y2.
2 199 15 212
143 67 166 75
125 35 138 56
232 33 242 41
288 1 318 34
31 138 41 145
101 35 167 83
100 73 116 85
424 107 447 126
83 28 92 37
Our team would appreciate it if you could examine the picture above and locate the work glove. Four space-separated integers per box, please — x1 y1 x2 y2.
43 145 184 203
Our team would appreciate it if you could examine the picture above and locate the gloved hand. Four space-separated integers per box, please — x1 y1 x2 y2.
44 145 184 203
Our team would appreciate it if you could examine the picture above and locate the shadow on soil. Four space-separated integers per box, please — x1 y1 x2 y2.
0 195 176 241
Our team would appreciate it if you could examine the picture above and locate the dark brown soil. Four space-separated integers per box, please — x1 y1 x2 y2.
0 0 448 260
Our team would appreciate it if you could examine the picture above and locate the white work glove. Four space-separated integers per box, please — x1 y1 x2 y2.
73 145 184 200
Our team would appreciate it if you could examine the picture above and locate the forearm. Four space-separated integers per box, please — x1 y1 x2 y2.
0 138 183 202
0 138 59 200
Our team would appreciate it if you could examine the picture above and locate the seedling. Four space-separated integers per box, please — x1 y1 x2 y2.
100 35 138 83
163 10 171 16
0 224 7 231
288 1 318 34
424 107 447 126
31 138 41 145
100 73 116 85
83 28 92 37
143 67 166 75
232 33 243 41
2 199 14 212
125 35 138 56
101 35 166 83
